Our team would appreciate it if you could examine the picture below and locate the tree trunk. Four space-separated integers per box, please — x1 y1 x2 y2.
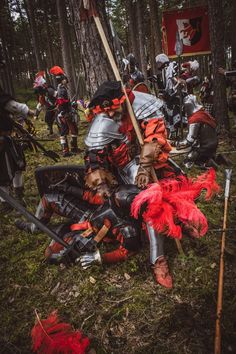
231 0 236 65
126 0 140 65
208 0 229 129
136 0 147 79
15 0 34 75
0 0 14 95
25 0 44 71
69 0 115 97
56 0 76 97
149 0 162 72
42 0 55 70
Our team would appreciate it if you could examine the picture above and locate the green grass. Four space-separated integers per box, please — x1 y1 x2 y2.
0 92 236 353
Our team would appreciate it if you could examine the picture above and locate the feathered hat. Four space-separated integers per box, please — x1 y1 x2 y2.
49 66 67 83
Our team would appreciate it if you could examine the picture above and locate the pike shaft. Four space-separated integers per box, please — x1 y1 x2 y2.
214 169 232 354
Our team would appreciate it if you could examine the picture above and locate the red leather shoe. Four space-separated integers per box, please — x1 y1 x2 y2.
152 256 173 289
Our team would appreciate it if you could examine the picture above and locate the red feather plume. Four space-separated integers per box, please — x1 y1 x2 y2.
36 70 45 78
131 168 220 239
31 310 90 354
49 66 65 76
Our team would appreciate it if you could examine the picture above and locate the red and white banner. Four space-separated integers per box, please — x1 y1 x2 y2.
162 6 211 57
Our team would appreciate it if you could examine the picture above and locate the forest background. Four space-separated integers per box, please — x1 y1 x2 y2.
0 0 236 353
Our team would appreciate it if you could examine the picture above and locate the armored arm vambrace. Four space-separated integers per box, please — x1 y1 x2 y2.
186 123 200 144
177 123 200 149
5 100 29 117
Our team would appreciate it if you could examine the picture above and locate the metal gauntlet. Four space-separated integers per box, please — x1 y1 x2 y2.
135 142 161 188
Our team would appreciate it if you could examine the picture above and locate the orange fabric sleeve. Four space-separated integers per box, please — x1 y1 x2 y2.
141 118 172 169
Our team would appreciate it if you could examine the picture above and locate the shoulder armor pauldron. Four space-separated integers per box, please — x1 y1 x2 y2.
85 113 128 150
132 91 164 120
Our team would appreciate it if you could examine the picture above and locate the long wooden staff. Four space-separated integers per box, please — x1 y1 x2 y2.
93 14 183 254
214 168 232 354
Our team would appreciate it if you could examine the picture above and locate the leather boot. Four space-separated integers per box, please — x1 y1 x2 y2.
152 256 173 289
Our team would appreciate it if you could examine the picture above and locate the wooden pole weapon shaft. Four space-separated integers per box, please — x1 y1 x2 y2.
93 15 183 254
214 169 232 354
93 15 144 144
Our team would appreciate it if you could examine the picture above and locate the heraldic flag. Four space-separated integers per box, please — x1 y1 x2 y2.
162 6 211 57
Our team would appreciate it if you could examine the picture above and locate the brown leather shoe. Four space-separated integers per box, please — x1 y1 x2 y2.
152 256 173 289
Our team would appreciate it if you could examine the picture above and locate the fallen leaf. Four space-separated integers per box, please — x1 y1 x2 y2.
124 273 131 280
89 276 96 284
125 307 129 318
50 282 60 295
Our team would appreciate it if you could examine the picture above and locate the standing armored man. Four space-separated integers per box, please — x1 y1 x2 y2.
50 66 79 157
83 81 180 288
33 73 57 135
155 53 185 135
122 54 148 93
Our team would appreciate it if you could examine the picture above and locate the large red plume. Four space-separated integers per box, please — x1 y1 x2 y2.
31 310 90 354
49 66 65 76
131 169 220 239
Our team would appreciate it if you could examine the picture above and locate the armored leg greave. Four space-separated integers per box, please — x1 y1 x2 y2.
146 223 165 265
15 192 91 234
146 223 172 288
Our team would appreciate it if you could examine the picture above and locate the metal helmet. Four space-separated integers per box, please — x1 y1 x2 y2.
183 94 203 117
155 53 169 69
126 53 136 66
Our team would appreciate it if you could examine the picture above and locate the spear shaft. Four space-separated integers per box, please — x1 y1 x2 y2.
214 169 232 354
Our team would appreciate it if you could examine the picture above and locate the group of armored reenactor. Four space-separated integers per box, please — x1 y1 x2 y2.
0 50 234 289
33 66 80 157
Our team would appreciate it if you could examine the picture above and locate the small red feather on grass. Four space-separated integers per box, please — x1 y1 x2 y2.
131 168 220 239
31 310 90 354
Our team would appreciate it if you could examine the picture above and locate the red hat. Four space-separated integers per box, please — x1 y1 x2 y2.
49 66 65 76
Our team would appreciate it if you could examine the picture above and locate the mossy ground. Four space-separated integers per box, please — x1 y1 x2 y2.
0 92 236 354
